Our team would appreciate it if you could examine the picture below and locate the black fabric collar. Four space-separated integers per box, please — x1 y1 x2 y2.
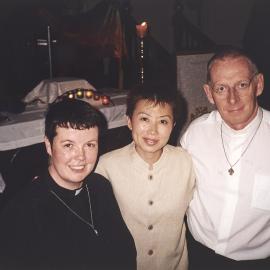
39 170 87 199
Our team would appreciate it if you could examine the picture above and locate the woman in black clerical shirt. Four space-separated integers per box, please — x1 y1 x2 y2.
0 98 136 270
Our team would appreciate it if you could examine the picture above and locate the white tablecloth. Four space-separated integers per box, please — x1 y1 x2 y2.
0 94 127 151
23 78 96 104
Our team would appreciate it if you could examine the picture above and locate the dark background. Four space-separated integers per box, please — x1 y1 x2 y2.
1 0 270 207
1 0 270 108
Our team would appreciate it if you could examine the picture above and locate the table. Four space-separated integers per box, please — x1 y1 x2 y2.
0 93 127 151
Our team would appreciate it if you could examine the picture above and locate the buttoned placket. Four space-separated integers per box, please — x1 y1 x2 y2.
147 169 155 257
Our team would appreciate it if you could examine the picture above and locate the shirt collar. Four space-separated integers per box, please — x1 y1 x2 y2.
219 107 262 136
129 141 168 171
44 170 85 198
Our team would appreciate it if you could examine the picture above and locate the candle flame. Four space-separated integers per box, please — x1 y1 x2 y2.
136 21 148 38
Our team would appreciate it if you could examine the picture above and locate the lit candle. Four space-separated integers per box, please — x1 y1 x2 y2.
85 89 94 98
136 22 148 38
76 89 84 99
136 21 148 84
101 95 110 105
68 92 74 99
93 94 100 101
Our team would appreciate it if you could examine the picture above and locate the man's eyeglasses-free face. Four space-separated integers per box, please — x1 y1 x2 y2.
209 73 258 98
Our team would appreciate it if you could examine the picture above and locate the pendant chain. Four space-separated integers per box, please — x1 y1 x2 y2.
50 184 98 235
221 110 263 176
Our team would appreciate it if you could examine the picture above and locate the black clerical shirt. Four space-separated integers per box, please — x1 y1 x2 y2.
0 171 136 270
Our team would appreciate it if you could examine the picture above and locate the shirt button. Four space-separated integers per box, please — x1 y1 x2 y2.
148 249 154 256
148 200 153 205
148 225 153 230
148 175 153 180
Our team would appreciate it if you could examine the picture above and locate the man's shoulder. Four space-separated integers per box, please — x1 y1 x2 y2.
180 111 218 147
182 111 217 136
262 108 270 122
188 111 217 129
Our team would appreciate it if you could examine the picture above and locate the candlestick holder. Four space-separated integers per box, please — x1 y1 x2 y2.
59 89 111 107
136 22 148 84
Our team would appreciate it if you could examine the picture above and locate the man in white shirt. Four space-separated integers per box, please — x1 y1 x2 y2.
180 47 270 269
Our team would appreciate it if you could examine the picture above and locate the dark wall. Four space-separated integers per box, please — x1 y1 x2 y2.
243 0 270 110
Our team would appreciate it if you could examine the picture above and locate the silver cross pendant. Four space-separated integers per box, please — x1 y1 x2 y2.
228 168 234 175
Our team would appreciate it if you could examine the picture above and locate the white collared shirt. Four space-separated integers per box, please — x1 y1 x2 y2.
180 108 270 260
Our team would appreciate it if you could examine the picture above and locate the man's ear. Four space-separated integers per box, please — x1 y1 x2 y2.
44 136 52 156
255 73 264 97
203 84 215 105
127 116 132 130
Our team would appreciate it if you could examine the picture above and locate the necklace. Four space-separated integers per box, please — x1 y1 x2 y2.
221 110 263 176
50 184 98 235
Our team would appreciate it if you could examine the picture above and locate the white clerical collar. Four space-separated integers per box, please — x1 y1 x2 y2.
75 188 83 196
